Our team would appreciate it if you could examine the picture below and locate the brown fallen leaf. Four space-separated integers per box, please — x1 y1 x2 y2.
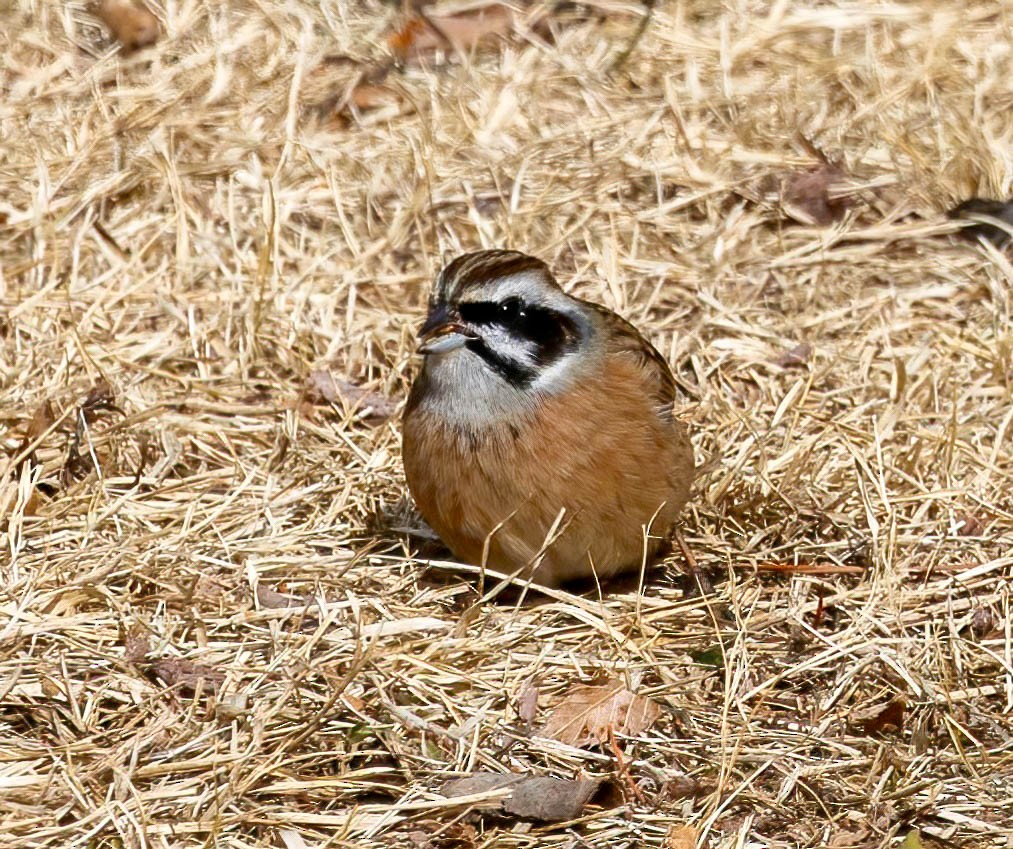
665 824 699 849
661 774 708 800
442 772 603 822
827 826 872 848
256 584 314 610
15 401 56 460
123 622 151 663
516 679 540 725
389 4 518 61
407 821 478 848
7 402 57 515
151 657 225 693
969 605 998 639
303 370 399 421
80 379 121 423
860 698 905 735
771 341 813 369
303 59 409 127
540 679 661 748
92 0 160 53
782 163 850 226
954 511 985 536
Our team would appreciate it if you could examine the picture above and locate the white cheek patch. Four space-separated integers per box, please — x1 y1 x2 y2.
530 349 584 394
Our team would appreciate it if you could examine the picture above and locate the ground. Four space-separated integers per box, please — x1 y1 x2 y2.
1 1 1011 847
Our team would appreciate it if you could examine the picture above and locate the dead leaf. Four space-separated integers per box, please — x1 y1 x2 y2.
151 657 224 693
256 584 314 610
540 680 661 748
342 692 366 713
955 511 985 536
123 622 151 663
389 5 518 61
516 679 540 725
303 59 409 127
442 772 603 822
303 371 398 421
407 821 478 848
661 774 708 800
827 826 872 848
15 401 56 458
665 824 698 849
80 379 121 423
92 0 160 53
860 698 905 735
215 692 249 721
782 163 850 226
9 402 57 515
305 369 342 403
771 341 813 369
970 605 998 639
40 675 62 699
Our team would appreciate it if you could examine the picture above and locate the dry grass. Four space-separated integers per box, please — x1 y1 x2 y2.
2 0 1012 846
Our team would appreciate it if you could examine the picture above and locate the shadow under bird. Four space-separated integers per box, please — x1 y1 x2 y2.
402 250 695 588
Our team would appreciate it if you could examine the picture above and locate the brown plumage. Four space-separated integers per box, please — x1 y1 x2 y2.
402 250 694 588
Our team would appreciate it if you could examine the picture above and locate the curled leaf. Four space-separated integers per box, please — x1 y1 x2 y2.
781 163 850 226
540 679 661 748
17 401 56 457
771 342 813 369
256 584 314 610
389 4 518 61
859 698 905 735
516 679 540 725
123 622 151 663
443 772 602 822
152 657 224 693
303 370 398 422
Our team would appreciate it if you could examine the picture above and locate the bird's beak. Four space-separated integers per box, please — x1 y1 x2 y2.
416 305 475 354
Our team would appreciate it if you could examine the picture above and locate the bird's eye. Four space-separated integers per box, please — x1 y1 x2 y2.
499 297 524 323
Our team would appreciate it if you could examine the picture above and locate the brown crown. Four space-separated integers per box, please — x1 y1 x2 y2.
433 250 556 305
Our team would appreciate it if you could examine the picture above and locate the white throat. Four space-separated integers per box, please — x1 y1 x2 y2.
416 345 589 429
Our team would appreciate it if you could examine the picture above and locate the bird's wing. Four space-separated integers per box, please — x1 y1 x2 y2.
583 301 678 417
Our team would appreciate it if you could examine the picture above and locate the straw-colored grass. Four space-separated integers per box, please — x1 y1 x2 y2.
1 0 1011 846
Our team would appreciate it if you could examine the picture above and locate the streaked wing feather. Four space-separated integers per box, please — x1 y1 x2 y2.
583 301 677 416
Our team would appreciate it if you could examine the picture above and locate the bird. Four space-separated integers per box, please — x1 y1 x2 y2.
402 250 695 588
